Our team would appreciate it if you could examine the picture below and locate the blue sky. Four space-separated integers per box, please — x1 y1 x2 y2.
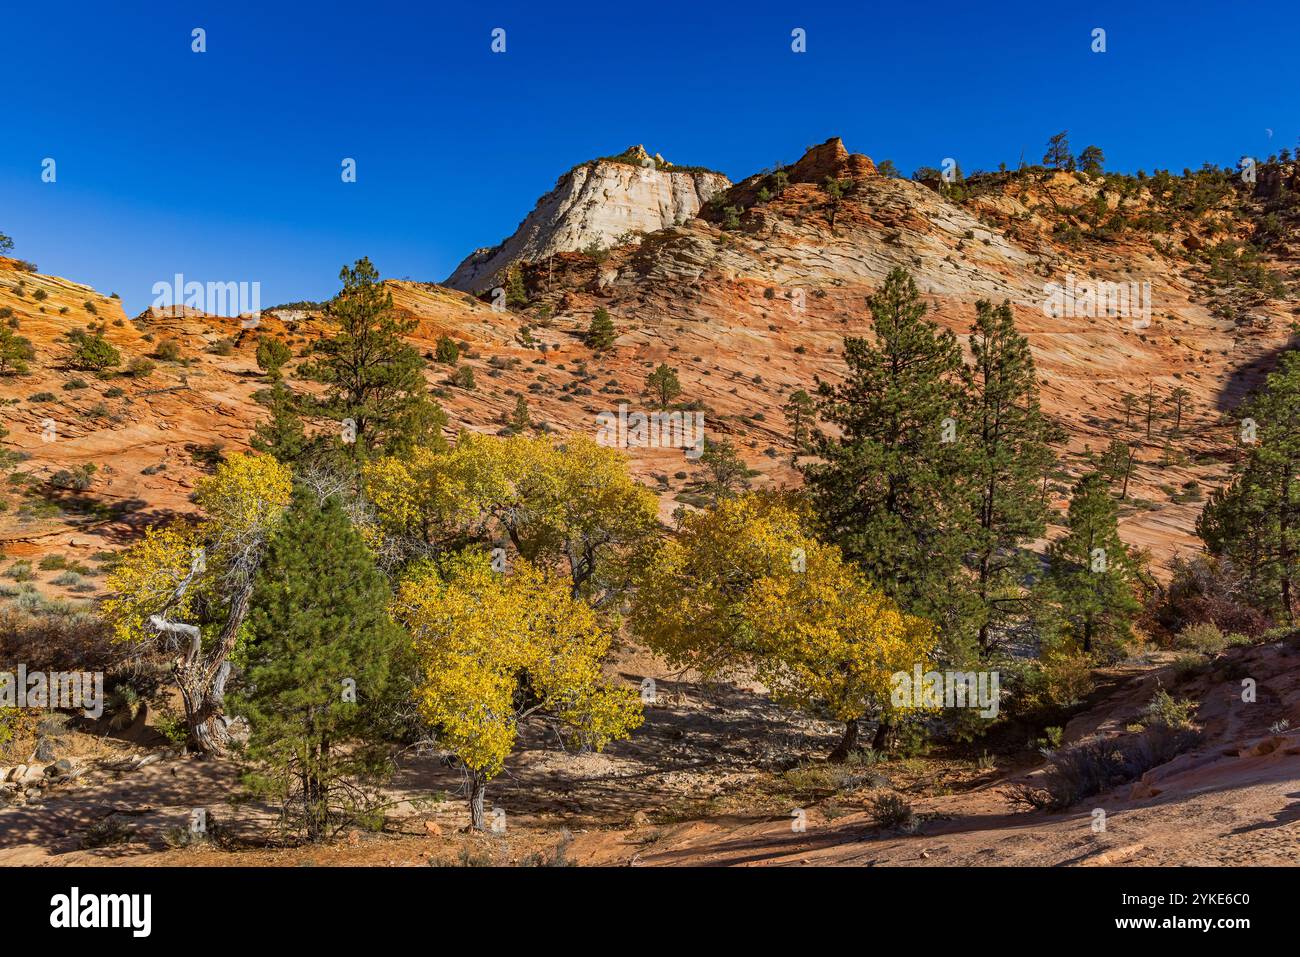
2 1 1296 315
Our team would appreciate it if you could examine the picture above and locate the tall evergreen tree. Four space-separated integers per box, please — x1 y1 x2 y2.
803 267 970 633
250 383 309 465
1044 473 1139 653
233 490 410 840
783 389 816 460
1199 350 1300 624
302 258 444 458
962 299 1054 652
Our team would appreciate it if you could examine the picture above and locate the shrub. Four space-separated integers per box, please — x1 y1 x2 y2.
69 334 120 371
1009 725 1200 811
1174 622 1228 655
28 392 55 403
4 560 34 582
868 793 917 831
449 366 476 390
255 336 291 378
49 463 96 491
153 339 183 362
1143 555 1272 642
434 334 460 364
1141 688 1199 730
126 356 156 378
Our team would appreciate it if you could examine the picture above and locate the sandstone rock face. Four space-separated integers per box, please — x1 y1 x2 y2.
444 146 730 294
788 136 876 183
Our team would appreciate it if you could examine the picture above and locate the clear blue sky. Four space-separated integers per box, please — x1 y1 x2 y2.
2 1 1296 315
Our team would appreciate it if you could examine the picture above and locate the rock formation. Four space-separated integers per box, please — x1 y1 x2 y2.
444 146 730 294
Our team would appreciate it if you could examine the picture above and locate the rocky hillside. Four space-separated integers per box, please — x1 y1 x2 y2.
1 138 1297 611
444 146 730 294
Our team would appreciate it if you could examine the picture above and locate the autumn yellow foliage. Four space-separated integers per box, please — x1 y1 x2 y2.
102 452 293 644
632 493 935 729
394 552 643 780
365 432 658 596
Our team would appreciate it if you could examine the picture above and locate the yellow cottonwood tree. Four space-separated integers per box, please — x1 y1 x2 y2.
631 493 934 760
366 432 658 601
103 452 293 752
394 552 642 828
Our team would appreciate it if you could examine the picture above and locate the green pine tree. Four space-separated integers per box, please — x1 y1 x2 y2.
1044 473 1139 654
962 299 1055 652
301 258 443 458
1199 349 1300 625
434 334 460 364
508 394 531 433
0 324 35 375
645 363 682 408
250 383 309 465
802 267 969 630
782 389 816 460
586 308 616 350
232 490 410 841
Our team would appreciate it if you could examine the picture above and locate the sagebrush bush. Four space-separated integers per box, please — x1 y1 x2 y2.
1010 723 1200 811
868 793 916 830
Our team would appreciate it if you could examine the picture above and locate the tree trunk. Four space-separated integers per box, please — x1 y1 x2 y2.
469 770 487 831
177 662 231 755
828 718 859 763
871 718 891 753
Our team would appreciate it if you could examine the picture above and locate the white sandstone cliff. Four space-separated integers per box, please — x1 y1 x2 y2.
444 146 730 294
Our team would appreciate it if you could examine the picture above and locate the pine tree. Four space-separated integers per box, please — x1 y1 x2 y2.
1119 391 1138 429
1045 473 1139 653
233 489 409 841
1199 349 1300 624
508 394 531 433
504 264 528 308
645 363 682 408
782 389 816 459
803 267 969 628
301 258 442 457
698 438 748 504
962 299 1054 652
250 383 309 464
1168 386 1191 435
1077 145 1105 174
586 308 616 350
1043 131 1075 170
69 333 120 371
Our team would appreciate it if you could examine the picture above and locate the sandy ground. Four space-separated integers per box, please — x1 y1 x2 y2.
3 639 1296 867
